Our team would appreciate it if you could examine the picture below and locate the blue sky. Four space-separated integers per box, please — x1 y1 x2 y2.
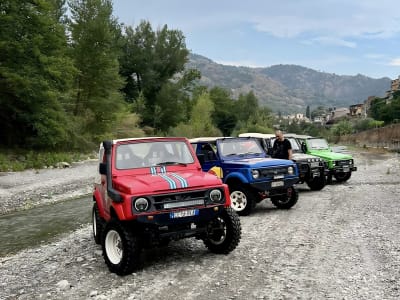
112 0 400 79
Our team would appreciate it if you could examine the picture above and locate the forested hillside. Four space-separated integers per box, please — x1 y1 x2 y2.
187 54 391 113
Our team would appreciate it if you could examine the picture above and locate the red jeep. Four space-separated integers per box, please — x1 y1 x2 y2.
92 137 241 275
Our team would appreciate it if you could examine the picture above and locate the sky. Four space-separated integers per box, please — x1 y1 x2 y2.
112 0 400 79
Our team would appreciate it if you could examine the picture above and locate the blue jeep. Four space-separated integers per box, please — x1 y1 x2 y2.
190 137 299 216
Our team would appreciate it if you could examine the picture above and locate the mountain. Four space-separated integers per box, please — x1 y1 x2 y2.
186 53 391 114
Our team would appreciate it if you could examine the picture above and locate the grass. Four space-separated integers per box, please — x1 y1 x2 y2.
0 149 97 172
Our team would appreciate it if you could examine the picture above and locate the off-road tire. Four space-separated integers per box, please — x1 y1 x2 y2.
102 220 141 276
229 184 257 216
306 173 326 191
92 203 104 245
203 207 241 254
271 186 298 209
334 171 352 182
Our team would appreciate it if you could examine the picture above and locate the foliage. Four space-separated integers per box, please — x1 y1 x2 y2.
0 149 95 172
0 0 76 149
169 92 222 138
119 21 192 131
352 118 384 132
369 94 400 124
331 120 353 136
68 0 126 139
209 87 237 136
234 107 274 135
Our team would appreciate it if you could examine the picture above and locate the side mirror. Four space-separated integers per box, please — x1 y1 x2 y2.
99 162 107 175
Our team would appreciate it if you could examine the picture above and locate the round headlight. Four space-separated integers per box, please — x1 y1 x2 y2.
134 197 149 212
288 166 294 174
251 169 260 179
209 189 222 202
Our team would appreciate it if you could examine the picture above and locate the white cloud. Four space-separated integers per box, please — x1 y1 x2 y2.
116 0 400 39
388 58 400 66
303 36 356 48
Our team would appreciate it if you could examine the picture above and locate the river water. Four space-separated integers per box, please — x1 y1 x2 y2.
0 196 92 257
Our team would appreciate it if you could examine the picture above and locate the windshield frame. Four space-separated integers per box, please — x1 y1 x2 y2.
115 140 195 170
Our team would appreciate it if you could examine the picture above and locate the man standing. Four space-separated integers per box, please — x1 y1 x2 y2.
272 130 292 160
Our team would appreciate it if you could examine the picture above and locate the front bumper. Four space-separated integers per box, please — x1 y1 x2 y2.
250 177 299 192
135 205 224 227
330 166 357 174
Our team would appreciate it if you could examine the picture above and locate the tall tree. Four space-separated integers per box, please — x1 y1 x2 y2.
235 91 259 122
68 0 125 136
119 21 190 130
209 87 237 136
0 0 76 148
306 105 311 119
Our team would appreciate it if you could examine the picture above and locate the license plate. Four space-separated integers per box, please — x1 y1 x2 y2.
310 162 320 168
271 181 284 187
312 172 320 178
170 209 199 219
342 166 349 172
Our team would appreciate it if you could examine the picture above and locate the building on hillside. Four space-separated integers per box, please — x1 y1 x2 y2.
391 76 400 91
282 113 311 125
349 104 364 117
383 75 400 103
325 107 349 125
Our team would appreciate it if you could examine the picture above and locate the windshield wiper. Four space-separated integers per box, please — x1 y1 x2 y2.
156 161 187 166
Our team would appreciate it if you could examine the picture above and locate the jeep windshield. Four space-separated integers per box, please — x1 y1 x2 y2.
307 138 330 150
219 138 264 158
115 141 195 169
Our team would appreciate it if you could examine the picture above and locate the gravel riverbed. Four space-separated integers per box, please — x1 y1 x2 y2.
0 149 399 300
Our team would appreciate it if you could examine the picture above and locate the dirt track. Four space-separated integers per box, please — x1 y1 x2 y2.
1 149 399 300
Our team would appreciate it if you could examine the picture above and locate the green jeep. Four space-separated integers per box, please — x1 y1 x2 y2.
296 136 357 183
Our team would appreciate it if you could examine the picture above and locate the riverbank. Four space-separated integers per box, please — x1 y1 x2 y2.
0 159 98 215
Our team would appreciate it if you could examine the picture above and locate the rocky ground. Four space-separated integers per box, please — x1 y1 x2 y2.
0 149 400 300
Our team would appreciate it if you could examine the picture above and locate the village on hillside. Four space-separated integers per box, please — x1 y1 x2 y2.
282 75 400 125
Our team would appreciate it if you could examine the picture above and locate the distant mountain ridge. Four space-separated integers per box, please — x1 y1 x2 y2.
186 53 391 114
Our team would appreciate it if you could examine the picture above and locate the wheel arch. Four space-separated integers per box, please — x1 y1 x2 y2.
225 173 247 187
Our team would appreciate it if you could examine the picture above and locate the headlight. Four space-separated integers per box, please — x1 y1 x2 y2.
288 166 294 174
209 189 222 202
350 159 354 165
134 197 149 212
251 169 260 179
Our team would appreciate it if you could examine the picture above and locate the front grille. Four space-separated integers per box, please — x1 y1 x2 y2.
310 162 321 168
260 167 288 179
336 160 352 166
153 190 207 210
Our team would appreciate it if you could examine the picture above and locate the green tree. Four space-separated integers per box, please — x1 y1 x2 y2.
235 91 259 122
311 106 328 119
332 120 353 136
0 0 76 148
119 21 190 130
209 87 237 136
306 105 311 119
169 92 221 137
68 0 125 137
